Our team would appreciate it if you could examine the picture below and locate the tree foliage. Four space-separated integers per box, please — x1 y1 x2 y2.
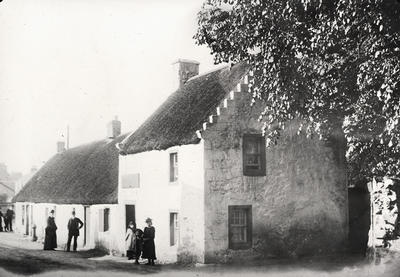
194 0 400 182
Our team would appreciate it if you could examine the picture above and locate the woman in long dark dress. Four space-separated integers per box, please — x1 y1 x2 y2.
142 218 156 265
44 210 57 250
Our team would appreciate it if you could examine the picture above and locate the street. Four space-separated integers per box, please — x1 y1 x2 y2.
0 232 398 277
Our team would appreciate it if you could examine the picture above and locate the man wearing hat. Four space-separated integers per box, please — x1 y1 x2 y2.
66 210 83 252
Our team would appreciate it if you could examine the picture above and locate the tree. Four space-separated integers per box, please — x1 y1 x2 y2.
194 0 400 183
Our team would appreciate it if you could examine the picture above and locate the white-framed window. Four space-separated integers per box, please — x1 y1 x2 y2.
169 212 179 246
169 152 178 182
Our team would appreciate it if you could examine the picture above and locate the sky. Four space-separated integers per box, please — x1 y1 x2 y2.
0 0 218 174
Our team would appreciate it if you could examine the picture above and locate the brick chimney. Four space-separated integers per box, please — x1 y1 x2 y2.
107 116 121 138
172 59 200 89
57 141 66 153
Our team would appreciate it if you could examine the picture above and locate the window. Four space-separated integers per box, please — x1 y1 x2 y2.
169 153 178 182
99 208 110 232
242 134 266 176
228 205 252 249
169 212 179 246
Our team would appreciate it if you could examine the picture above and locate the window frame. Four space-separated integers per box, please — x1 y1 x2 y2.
228 205 252 250
169 152 178 183
242 134 266 176
169 212 179 246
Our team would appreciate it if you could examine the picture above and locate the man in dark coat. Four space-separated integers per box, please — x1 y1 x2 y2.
66 210 83 252
5 208 14 232
0 210 3 232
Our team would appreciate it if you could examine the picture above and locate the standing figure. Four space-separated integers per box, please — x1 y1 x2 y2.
125 221 139 263
142 218 156 265
5 208 14 232
0 210 3 232
66 210 83 252
44 210 57 250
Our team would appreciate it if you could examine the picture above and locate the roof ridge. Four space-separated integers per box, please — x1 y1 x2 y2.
186 64 229 82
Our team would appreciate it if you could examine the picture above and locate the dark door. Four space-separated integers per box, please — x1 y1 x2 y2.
125 205 135 230
348 186 370 255
25 205 29 235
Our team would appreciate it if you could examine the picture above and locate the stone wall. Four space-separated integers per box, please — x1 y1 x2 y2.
201 87 348 263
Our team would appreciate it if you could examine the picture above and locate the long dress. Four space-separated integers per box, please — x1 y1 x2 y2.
142 226 156 260
43 217 57 250
125 227 137 259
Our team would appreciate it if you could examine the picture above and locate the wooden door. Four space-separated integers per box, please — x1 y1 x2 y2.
125 205 135 230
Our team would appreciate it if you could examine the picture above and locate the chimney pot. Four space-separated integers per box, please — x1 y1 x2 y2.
172 59 200 89
57 141 66 153
107 116 122 138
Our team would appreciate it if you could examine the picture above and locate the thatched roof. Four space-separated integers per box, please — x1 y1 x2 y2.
13 135 126 205
118 63 248 155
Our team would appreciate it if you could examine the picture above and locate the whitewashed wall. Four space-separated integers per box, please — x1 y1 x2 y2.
117 142 205 263
14 202 118 252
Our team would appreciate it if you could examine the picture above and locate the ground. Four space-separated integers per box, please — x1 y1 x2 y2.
0 232 398 277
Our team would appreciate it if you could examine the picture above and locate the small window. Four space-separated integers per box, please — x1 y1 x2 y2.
228 205 252 249
169 212 179 246
169 153 178 182
242 134 266 176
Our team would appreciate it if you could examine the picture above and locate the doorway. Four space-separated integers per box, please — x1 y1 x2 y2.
25 205 29 235
348 186 370 254
125 205 135 229
84 206 90 247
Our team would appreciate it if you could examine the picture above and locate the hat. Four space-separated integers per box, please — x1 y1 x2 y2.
145 217 152 223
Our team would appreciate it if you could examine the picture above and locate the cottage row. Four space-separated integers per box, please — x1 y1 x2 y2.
13 60 349 263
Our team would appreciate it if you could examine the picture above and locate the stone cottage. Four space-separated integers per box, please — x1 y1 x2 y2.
115 60 349 263
13 118 125 251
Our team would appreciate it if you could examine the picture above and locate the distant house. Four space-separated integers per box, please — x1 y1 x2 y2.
13 119 124 250
114 60 349 263
0 163 16 203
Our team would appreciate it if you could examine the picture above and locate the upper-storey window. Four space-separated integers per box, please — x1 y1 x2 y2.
169 152 178 182
242 134 266 176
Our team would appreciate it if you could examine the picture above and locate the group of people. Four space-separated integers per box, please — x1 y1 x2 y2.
43 209 157 266
0 208 14 232
43 210 83 252
125 218 156 265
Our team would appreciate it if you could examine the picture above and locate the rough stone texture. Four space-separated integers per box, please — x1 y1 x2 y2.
202 89 348 263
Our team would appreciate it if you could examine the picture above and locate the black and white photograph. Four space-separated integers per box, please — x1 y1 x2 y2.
0 0 400 276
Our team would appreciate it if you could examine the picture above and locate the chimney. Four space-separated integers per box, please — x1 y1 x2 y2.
172 59 200 89
57 141 66 153
107 116 121 138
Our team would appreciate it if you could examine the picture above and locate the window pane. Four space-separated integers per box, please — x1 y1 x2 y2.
170 153 178 182
229 206 252 249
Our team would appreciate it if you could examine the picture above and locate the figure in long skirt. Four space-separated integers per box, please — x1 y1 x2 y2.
142 218 156 265
125 221 139 262
43 210 57 250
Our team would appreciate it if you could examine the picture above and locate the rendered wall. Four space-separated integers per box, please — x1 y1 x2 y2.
118 143 205 263
202 90 348 263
